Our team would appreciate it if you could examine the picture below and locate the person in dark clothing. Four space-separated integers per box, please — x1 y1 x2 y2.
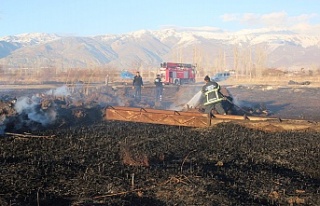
201 75 226 116
132 71 144 101
154 74 163 101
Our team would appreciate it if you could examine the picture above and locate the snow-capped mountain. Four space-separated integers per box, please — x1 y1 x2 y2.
0 33 61 46
0 28 319 71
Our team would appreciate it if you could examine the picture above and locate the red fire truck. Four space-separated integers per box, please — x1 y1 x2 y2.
159 62 197 85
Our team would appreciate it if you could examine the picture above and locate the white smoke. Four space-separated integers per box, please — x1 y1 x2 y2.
28 107 56 126
14 96 57 126
46 85 71 97
13 86 72 126
169 90 203 111
183 91 202 110
14 96 37 114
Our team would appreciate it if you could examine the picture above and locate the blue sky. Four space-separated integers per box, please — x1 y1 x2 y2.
0 0 319 37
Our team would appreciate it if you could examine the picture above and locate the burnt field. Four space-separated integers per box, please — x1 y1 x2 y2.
0 121 319 206
0 83 320 205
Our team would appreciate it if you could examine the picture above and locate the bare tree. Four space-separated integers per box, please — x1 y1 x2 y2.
255 45 267 78
233 45 239 79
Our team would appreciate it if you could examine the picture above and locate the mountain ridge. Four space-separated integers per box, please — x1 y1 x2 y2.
0 27 319 71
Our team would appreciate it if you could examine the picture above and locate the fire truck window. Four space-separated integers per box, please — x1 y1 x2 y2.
169 72 173 78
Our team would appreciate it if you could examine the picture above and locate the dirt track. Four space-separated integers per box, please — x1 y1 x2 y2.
0 83 320 205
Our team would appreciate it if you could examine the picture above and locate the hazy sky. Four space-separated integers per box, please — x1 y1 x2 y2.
0 0 319 37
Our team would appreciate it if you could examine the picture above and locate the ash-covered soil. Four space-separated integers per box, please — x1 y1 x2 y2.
226 84 320 121
0 122 319 206
0 83 319 205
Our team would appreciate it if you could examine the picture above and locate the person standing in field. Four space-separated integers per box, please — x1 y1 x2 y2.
201 75 226 116
132 71 144 102
154 74 163 102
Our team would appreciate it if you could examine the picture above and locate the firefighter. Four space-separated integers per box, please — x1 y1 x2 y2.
132 71 144 102
201 75 226 116
154 74 163 101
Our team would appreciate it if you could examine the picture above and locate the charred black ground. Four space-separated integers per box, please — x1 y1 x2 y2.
0 83 320 205
0 121 319 205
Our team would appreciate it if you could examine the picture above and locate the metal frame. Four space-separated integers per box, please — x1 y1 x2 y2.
105 106 209 127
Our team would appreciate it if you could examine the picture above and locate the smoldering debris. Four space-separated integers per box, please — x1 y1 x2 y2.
14 96 57 126
0 84 167 133
0 84 279 134
0 85 110 133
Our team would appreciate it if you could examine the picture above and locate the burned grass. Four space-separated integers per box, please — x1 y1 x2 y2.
0 121 319 205
0 83 320 205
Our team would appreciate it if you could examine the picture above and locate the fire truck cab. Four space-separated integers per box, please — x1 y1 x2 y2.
159 62 196 85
